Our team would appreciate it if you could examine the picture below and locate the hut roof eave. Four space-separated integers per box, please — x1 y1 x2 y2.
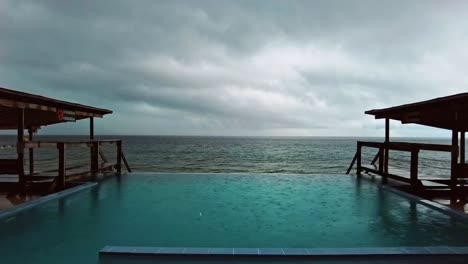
365 92 468 131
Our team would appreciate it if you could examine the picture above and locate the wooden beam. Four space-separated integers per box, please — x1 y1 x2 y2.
356 142 361 176
359 141 453 152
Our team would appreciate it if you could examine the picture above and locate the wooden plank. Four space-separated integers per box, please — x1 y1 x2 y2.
23 142 58 149
390 142 453 152
361 165 413 184
370 149 380 165
23 140 121 149
0 99 55 112
99 148 109 163
358 141 383 148
0 87 112 116
358 141 453 152
378 146 384 174
346 151 357 174
122 151 132 173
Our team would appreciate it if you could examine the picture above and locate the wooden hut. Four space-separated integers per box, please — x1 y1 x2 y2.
349 93 468 205
0 87 129 192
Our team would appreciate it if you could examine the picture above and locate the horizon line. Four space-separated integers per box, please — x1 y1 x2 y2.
0 134 455 139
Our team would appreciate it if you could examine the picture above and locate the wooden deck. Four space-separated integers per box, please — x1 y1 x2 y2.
0 140 131 194
348 141 468 206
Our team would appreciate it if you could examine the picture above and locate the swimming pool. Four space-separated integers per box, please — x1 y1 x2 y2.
1 173 468 263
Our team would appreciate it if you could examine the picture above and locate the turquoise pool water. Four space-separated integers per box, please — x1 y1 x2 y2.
1 173 468 263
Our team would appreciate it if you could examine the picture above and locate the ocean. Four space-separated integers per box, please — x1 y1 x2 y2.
0 136 456 178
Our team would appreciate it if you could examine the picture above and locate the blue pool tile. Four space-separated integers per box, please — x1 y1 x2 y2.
357 247 405 255
306 247 407 256
100 246 114 253
134 247 159 254
282 248 308 255
259 248 284 255
402 247 430 254
234 248 259 255
113 246 137 253
158 247 184 254
449 247 468 254
209 248 234 255
425 246 454 254
183 247 210 255
306 248 341 256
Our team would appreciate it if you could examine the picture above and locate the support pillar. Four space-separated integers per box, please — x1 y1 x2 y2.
378 146 384 174
461 131 465 167
90 117 94 172
17 108 25 188
91 141 99 175
58 142 65 190
461 131 465 188
28 127 34 175
451 129 459 205
383 118 389 184
410 148 419 191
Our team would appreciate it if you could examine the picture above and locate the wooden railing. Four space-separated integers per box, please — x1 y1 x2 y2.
347 141 458 196
17 140 131 190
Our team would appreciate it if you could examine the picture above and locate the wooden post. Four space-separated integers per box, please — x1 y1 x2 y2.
58 143 65 190
451 129 458 205
28 127 34 175
91 141 99 175
461 131 465 187
90 117 94 172
410 148 419 191
356 142 362 176
371 149 380 165
461 131 465 167
383 118 390 184
117 140 122 173
17 108 25 187
379 145 384 174
346 152 358 175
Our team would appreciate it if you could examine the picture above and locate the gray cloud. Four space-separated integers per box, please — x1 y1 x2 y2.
1 0 468 136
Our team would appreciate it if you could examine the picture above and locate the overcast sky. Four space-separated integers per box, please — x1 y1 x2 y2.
1 0 468 137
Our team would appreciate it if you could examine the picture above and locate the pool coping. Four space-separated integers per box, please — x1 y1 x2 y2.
0 182 98 220
99 245 468 257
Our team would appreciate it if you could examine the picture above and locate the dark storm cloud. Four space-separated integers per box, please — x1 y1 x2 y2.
1 0 468 136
